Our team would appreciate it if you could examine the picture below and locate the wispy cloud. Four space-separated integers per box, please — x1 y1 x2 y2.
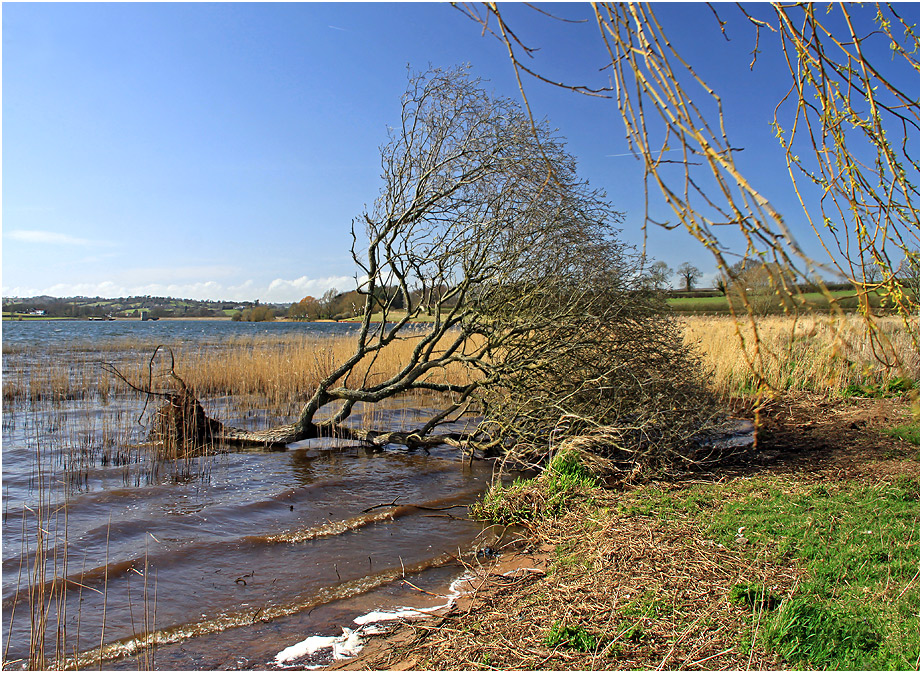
112 265 242 285
6 229 97 246
328 24 348 31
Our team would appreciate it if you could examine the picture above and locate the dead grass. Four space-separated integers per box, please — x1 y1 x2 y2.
342 490 798 670
682 314 919 397
4 316 917 405
2 331 475 409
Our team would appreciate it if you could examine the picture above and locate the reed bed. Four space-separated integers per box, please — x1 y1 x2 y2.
3 316 918 408
173 332 473 403
3 332 476 407
682 315 920 398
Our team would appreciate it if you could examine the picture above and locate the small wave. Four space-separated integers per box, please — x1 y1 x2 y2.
246 505 416 544
62 553 459 669
4 491 476 606
247 490 477 545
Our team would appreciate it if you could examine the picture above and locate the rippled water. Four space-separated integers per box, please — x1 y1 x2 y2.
1 318 361 351
2 320 508 669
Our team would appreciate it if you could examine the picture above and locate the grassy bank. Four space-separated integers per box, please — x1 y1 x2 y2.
349 416 920 670
326 312 919 670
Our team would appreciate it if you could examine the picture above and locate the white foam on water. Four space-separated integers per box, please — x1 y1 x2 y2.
274 627 365 665
501 567 543 577
352 571 475 625
273 571 476 666
352 603 441 625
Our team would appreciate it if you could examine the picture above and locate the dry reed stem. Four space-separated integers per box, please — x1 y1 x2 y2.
3 332 475 408
682 314 919 398
3 316 916 405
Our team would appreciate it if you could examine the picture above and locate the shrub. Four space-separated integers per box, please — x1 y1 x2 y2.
239 306 275 322
471 449 599 524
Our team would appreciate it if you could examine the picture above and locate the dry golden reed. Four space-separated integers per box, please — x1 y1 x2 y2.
3 316 918 405
682 314 919 397
169 332 473 403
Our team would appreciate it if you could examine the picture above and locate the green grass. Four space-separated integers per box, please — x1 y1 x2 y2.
843 376 919 399
543 620 597 652
612 474 919 669
700 478 918 669
667 289 901 314
883 424 921 445
667 295 733 312
471 449 597 524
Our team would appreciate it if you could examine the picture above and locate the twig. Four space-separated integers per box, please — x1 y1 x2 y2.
362 497 401 513
402 579 442 597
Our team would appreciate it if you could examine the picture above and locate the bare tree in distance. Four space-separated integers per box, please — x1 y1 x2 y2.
455 2 919 380
676 262 703 292
138 66 721 472
319 288 340 319
644 260 673 291
725 258 797 316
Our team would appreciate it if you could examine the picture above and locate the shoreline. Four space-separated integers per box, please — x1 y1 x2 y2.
318 394 919 671
2 316 433 324
325 542 552 671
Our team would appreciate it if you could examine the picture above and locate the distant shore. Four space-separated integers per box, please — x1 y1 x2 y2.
0 314 350 323
2 314 433 324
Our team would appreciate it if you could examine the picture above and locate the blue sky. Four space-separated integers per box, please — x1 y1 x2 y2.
3 3 918 302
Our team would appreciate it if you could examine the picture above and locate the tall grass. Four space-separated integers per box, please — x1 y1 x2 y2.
3 432 72 669
3 315 917 408
682 315 919 397
3 332 474 410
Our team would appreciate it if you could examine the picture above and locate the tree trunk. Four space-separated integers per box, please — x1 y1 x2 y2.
152 390 468 455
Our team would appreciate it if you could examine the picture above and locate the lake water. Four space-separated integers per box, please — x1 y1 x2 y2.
1 320 508 669
1 317 362 350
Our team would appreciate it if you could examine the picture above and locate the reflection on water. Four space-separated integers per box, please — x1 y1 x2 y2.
1 320 506 669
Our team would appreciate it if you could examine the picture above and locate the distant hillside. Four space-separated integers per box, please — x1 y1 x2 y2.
2 295 290 319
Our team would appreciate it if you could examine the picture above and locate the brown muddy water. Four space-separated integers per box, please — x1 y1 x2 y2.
2 320 514 669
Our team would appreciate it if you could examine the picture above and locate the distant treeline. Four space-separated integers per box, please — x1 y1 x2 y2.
287 285 460 321
2 295 287 319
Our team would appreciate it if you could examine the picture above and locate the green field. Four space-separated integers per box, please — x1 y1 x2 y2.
667 290 904 314
2 312 79 321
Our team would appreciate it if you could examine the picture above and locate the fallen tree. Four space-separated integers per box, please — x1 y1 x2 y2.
126 66 723 470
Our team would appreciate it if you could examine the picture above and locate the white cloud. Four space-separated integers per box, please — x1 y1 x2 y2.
6 229 97 246
2 274 359 303
264 275 356 302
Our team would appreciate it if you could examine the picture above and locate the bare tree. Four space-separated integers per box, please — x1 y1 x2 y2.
319 288 340 319
726 258 796 316
456 2 919 377
644 260 673 291
676 263 702 292
144 66 718 471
